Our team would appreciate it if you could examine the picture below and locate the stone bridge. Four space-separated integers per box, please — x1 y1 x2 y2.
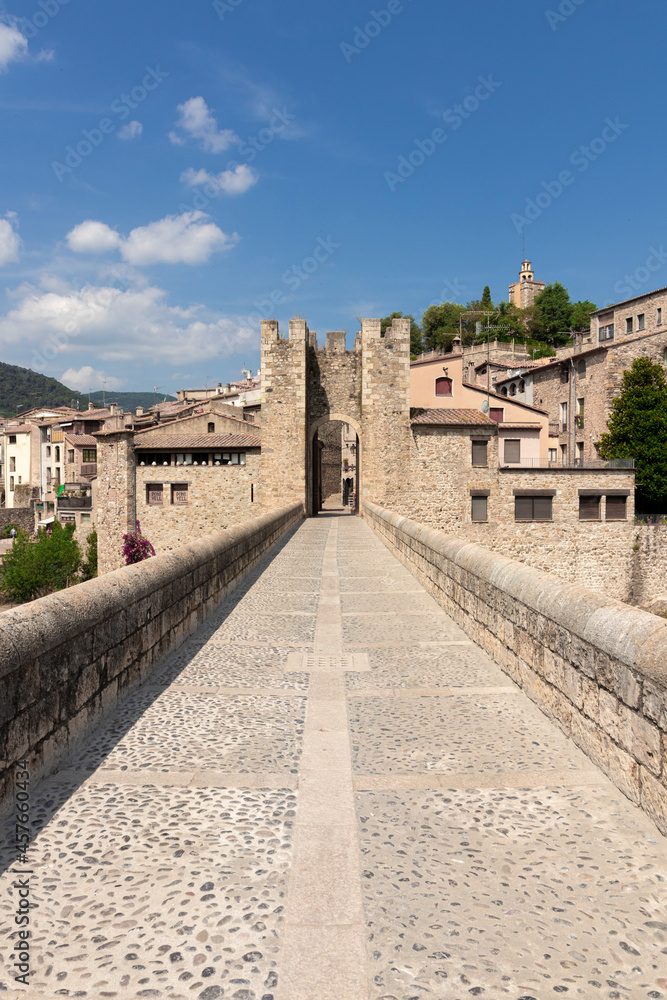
1 502 667 999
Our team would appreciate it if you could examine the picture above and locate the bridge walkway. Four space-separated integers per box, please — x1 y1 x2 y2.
0 513 666 999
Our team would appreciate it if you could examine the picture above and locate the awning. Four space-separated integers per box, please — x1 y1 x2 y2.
37 516 55 525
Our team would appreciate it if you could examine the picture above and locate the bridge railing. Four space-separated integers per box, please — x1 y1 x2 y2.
364 500 667 836
0 502 303 807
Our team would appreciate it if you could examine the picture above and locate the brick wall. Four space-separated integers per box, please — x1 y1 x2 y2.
0 503 303 809
364 501 667 836
136 453 261 553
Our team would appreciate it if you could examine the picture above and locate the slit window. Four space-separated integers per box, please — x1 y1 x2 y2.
208 422 215 433
515 495 553 521
605 495 627 520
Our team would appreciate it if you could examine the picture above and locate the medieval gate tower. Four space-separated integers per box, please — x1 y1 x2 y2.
260 315 412 516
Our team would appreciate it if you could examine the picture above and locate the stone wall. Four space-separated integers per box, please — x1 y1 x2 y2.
364 501 667 836
136 453 261 553
95 430 137 575
0 502 303 808
260 319 307 511
318 421 342 500
0 507 34 535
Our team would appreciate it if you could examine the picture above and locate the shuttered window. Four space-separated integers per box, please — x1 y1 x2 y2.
471 440 488 467
504 439 521 463
606 495 627 520
172 484 189 505
489 408 504 423
435 377 453 396
471 496 487 522
579 495 601 520
147 484 163 505
515 495 553 521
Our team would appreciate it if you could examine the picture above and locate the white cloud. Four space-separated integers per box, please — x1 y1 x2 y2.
180 164 258 196
66 220 122 254
61 365 125 392
117 120 143 140
0 21 27 72
0 280 258 365
0 214 21 265
66 211 237 266
168 96 239 153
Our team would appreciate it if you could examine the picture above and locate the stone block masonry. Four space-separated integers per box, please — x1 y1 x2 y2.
0 502 303 811
364 500 667 835
0 507 34 535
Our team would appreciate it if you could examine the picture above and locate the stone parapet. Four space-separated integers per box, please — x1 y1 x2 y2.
0 502 303 809
364 500 667 836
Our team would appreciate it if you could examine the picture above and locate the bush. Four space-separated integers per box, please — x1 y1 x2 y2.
122 520 155 565
1 523 19 538
0 522 81 603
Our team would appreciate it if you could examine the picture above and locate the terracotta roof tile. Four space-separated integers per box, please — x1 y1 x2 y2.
135 434 260 449
410 408 496 426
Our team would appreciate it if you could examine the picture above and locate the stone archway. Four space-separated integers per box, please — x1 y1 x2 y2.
309 413 362 516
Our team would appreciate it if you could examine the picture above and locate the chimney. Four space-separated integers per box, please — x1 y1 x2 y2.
136 405 144 416
88 401 94 411
109 402 119 415
452 335 462 355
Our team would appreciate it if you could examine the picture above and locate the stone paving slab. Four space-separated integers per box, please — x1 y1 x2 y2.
0 512 665 1000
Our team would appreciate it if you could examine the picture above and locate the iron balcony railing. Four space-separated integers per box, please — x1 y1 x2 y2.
57 496 92 509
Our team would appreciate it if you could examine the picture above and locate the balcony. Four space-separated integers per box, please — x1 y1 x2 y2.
499 458 635 470
57 495 92 509
81 463 97 476
51 430 63 443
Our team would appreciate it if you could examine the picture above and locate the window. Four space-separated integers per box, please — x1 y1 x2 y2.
504 439 521 463
518 379 525 393
579 495 601 520
489 407 504 423
575 398 584 429
548 448 557 463
637 313 645 331
175 453 193 466
577 360 586 378
435 376 453 396
515 495 553 521
146 484 163 505
501 386 508 396
46 467 51 482
509 382 516 396
9 456 15 472
560 444 568 464
9 476 14 491
81 513 91 524
55 446 60 462
9 435 16 444
576 441 584 464
208 422 215 433
172 483 189 505
605 495 627 520
68 450 75 463
471 495 488 522
560 402 568 431
626 317 633 335
471 439 488 467
664 347 667 365
561 366 569 384
599 323 614 341
657 307 663 326
82 449 97 462
46 446 51 457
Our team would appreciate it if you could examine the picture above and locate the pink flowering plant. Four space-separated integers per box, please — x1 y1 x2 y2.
122 520 156 565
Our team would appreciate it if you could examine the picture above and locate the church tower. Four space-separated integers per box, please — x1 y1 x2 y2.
509 259 545 309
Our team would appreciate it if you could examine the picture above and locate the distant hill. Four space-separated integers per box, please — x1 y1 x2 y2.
0 362 178 417
0 362 88 417
89 390 177 410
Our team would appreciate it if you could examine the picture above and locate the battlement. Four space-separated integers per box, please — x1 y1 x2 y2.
361 316 411 345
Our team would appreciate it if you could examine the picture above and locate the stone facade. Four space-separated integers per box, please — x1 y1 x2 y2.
136 453 261 553
95 430 137 575
318 421 342 501
364 500 667 836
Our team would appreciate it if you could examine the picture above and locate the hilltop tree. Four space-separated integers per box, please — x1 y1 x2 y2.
381 312 422 357
421 302 466 352
597 357 667 501
530 282 573 344
481 285 493 309
570 299 597 332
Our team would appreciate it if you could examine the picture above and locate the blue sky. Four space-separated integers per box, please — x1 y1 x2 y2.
0 0 663 394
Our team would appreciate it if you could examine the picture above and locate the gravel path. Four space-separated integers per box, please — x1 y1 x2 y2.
0 513 665 1000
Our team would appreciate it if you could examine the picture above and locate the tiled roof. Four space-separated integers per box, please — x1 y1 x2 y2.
4 424 33 434
411 408 496 426
64 433 98 447
135 434 261 450
135 408 252 436
474 359 545 370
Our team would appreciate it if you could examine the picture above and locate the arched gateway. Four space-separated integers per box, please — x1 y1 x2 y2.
260 317 412 516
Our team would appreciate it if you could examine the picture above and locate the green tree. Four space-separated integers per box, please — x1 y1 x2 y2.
81 529 98 580
381 312 422 357
0 522 82 603
570 299 597 332
481 285 493 310
43 521 81 590
421 302 466 352
597 357 667 501
530 282 573 344
0 531 44 602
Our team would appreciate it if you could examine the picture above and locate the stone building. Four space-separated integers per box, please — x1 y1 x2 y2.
509 258 545 309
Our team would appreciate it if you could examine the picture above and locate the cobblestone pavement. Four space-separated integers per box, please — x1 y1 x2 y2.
1 514 666 1000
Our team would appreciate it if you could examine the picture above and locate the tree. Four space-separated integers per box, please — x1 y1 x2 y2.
0 522 81 603
381 312 422 357
597 357 667 501
530 282 573 344
481 285 493 310
570 299 597 332
421 302 466 352
81 529 98 580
